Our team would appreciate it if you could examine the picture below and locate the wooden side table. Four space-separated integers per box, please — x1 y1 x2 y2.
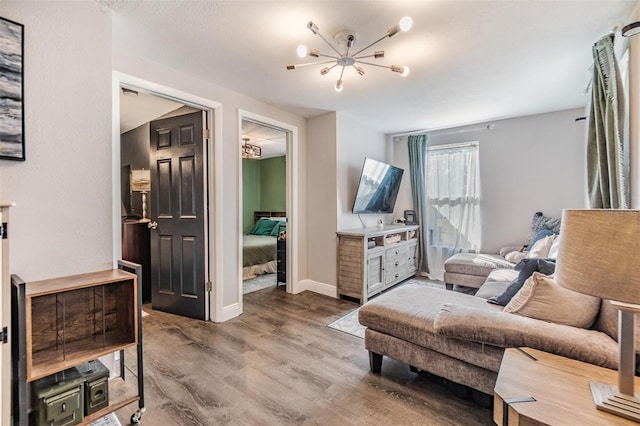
494 348 639 425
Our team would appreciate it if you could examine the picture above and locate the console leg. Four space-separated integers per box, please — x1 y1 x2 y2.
369 351 383 374
445 284 453 291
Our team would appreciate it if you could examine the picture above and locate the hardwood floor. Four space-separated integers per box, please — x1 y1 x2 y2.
117 287 492 425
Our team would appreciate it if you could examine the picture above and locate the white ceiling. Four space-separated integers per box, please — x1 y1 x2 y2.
108 0 637 135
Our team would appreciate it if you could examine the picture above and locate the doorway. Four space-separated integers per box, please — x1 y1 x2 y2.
240 119 287 295
117 81 216 321
238 111 299 311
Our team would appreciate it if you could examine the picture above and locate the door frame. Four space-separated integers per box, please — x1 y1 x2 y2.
111 71 223 321
237 110 300 310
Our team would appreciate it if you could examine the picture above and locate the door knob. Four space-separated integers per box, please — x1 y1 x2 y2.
148 221 158 230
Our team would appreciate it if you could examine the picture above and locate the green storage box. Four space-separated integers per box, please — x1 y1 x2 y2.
32 369 84 426
75 359 110 415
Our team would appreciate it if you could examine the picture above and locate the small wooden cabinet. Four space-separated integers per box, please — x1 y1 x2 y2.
277 239 286 285
122 221 151 302
337 225 419 304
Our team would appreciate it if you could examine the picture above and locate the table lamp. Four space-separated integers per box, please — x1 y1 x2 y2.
555 209 640 421
130 169 151 222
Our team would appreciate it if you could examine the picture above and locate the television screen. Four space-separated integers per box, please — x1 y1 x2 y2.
352 158 404 214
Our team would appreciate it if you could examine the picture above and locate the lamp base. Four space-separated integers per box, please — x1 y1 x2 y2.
590 381 640 422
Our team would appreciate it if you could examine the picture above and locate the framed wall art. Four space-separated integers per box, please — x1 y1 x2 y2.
0 17 24 161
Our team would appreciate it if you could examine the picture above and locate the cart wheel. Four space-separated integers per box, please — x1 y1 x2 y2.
130 410 142 424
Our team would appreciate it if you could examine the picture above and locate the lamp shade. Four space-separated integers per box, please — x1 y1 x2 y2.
130 169 151 192
555 209 640 304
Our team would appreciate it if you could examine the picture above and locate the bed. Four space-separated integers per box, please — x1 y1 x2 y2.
242 211 286 278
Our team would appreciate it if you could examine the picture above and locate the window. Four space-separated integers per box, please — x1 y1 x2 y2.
425 142 480 279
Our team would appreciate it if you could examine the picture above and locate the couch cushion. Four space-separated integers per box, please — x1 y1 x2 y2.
444 253 514 277
475 269 517 299
504 272 601 328
359 284 504 371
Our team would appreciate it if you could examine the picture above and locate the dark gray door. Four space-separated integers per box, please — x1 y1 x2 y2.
149 111 206 320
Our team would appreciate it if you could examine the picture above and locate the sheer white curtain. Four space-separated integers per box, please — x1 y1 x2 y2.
425 143 480 280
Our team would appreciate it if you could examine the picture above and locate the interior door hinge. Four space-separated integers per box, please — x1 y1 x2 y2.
1 222 6 239
205 281 212 292
203 129 210 140
0 327 7 344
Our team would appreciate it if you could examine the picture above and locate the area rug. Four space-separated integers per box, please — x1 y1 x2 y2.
90 413 121 426
243 273 277 294
327 278 445 338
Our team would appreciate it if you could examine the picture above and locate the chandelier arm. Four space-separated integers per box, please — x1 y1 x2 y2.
354 54 381 60
338 66 346 80
318 53 338 60
351 33 389 57
354 60 391 69
291 59 339 68
316 32 343 57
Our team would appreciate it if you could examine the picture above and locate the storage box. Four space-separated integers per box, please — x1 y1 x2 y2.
75 359 110 415
32 368 85 426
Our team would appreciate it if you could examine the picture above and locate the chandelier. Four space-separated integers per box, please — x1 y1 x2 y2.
286 17 412 92
242 137 261 159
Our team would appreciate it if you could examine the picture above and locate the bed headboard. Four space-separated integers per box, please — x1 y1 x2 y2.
254 211 286 224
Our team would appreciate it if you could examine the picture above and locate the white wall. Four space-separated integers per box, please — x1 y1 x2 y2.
306 113 337 288
336 113 388 230
394 108 587 253
0 1 113 281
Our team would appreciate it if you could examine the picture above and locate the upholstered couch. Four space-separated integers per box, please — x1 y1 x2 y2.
358 275 636 396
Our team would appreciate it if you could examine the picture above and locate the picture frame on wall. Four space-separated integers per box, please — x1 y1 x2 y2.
0 17 25 161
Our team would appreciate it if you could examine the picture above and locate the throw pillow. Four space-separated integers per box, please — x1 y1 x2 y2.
525 234 555 259
487 258 556 306
547 235 561 259
270 221 286 237
505 251 526 263
504 272 601 328
524 228 555 251
530 211 562 235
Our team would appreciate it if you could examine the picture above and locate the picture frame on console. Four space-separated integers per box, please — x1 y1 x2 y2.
404 210 416 225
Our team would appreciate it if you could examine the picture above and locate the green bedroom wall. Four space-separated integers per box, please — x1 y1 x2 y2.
242 155 286 233
260 156 286 211
243 159 262 233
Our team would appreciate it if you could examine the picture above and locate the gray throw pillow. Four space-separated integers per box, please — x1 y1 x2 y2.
487 258 556 306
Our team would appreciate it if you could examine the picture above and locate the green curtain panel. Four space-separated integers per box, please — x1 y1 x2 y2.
407 134 429 275
587 34 628 209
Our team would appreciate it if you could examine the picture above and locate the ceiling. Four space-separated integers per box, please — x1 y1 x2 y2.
108 0 637 135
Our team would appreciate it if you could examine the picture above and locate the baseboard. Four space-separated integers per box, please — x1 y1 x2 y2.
220 302 241 322
295 279 337 298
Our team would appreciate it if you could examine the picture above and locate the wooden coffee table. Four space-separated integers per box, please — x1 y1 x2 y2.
494 347 639 425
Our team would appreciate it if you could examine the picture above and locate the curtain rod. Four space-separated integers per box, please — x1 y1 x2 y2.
393 124 495 138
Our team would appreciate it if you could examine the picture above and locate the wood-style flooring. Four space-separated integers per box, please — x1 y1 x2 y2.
117 287 492 425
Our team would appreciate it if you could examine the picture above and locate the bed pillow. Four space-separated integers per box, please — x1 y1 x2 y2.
270 221 286 237
249 218 278 235
504 272 601 328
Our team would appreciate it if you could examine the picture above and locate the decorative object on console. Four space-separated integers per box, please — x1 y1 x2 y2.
130 169 151 222
286 17 412 92
0 17 25 161
404 210 416 225
555 209 640 422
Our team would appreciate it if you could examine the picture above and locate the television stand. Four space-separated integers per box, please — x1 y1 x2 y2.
336 224 419 304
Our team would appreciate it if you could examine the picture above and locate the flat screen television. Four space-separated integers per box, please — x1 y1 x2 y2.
352 158 404 214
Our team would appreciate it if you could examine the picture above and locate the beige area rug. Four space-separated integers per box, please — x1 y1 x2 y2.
90 413 121 426
243 272 278 294
327 278 445 338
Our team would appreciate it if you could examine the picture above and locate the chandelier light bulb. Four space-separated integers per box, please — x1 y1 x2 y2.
356 66 365 76
320 67 330 75
335 79 343 92
399 16 413 32
296 45 308 58
400 66 410 77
